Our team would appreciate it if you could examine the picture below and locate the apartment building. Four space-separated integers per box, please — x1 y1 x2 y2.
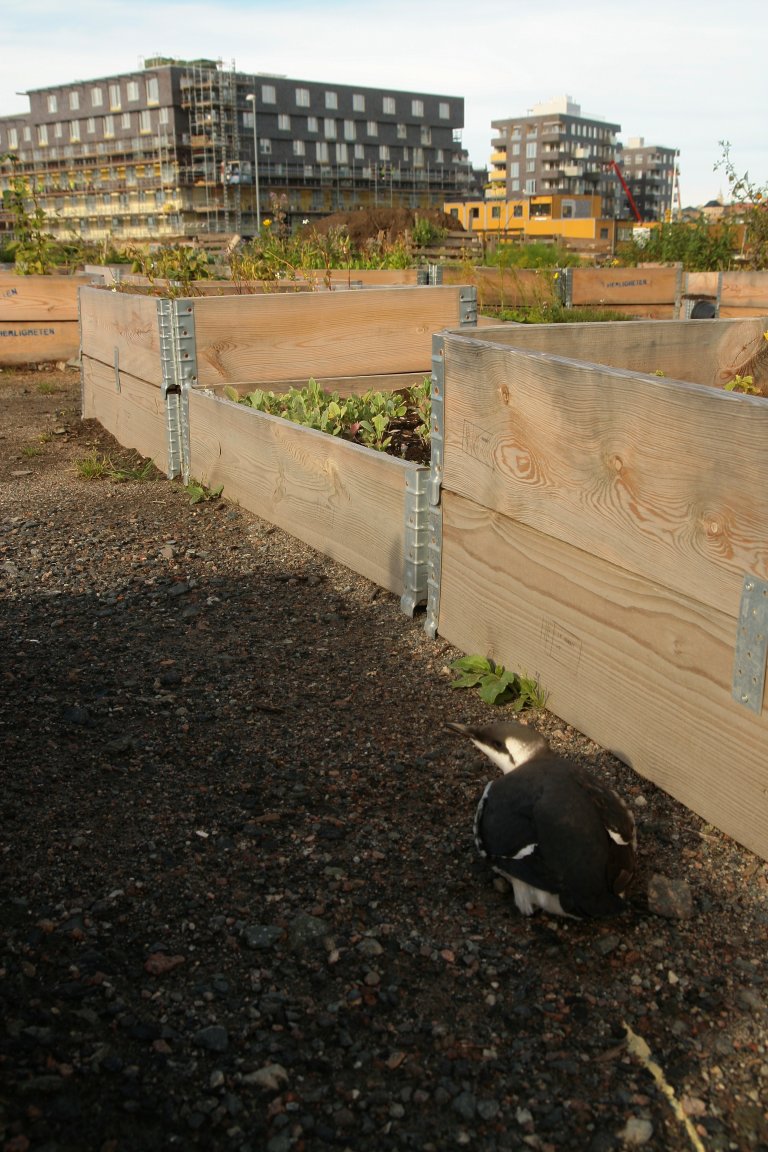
0 56 468 243
617 137 678 222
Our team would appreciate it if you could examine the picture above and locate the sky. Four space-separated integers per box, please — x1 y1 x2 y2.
2 0 765 207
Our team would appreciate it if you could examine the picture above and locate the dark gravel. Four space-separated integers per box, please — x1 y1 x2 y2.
1 364 767 1152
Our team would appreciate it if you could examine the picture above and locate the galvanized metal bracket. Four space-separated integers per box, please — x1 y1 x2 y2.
732 575 768 713
560 267 573 308
459 285 477 326
113 347 121 393
157 297 197 481
424 503 443 639
399 467 431 616
428 334 445 508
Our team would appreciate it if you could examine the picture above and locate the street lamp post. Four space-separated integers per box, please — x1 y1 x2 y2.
245 91 261 232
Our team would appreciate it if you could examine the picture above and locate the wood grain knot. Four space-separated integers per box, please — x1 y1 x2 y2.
609 454 624 473
499 384 510 405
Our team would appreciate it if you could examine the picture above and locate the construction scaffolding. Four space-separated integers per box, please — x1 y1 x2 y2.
179 59 242 235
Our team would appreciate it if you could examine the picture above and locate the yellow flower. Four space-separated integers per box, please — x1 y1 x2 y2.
263 218 272 228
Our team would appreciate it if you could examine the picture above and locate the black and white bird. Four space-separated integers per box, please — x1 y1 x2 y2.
447 720 636 919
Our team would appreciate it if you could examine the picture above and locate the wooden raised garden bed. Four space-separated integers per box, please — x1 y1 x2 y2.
0 272 92 365
425 315 768 860
80 282 477 609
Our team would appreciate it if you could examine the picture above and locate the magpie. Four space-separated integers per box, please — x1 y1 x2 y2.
447 720 636 919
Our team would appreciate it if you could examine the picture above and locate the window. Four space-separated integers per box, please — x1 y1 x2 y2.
316 141 329 163
278 114 291 131
471 207 480 220
353 93 365 112
69 91 80 111
509 162 519 179
47 94 58 113
6 127 18 149
159 107 169 125
383 96 396 115
439 101 450 119
366 120 378 137
436 149 444 163
109 84 121 109
23 126 31 141
491 205 500 219
335 142 348 164
127 81 139 102
91 87 103 107
146 77 159 104
303 164 313 178
293 139 305 157
325 91 338 110
295 87 310 107
307 116 318 133
260 139 272 155
323 118 337 139
411 99 424 117
139 110 152 133
69 121 81 142
38 124 48 146
525 178 536 194
104 115 115 137
513 204 523 217
420 126 431 145
379 144 390 161
526 141 537 159
397 123 407 139
526 160 536 173
261 84 276 104
354 144 365 160
121 112 131 129
511 180 520 192
87 117 96 134
54 122 63 139
343 120 356 141
413 147 424 167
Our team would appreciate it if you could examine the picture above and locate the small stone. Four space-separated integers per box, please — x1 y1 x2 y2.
242 924 282 950
452 1090 476 1121
242 1063 288 1092
618 1117 653 1145
647 874 693 919
193 1025 229 1053
288 912 330 951
145 952 186 975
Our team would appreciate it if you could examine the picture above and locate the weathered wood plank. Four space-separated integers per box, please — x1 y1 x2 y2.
720 271 768 310
451 317 768 389
437 491 768 861
216 371 429 397
570 265 679 306
79 286 163 384
0 320 80 365
81 354 169 472
440 331 768 618
188 389 420 594
191 286 469 386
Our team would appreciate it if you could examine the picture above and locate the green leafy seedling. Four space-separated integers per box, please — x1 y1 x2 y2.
724 374 759 395
449 655 548 710
184 479 224 505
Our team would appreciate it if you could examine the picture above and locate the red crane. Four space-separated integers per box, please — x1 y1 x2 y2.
608 161 643 224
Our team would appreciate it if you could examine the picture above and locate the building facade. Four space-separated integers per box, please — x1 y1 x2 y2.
0 57 469 244
444 192 635 256
488 96 622 219
616 137 678 222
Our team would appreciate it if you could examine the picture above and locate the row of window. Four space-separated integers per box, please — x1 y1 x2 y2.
2 109 168 148
256 84 449 120
507 121 613 140
44 77 160 114
262 140 445 166
246 112 434 145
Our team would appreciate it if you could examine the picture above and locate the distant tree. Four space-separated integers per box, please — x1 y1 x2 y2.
715 141 768 270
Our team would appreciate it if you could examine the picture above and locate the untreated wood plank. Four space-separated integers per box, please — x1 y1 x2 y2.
442 266 557 309
191 285 469 386
451 317 768 389
0 273 91 320
720 271 768 311
216 371 429 397
0 320 80 365
437 491 768 861
570 265 679 306
188 389 420 594
81 354 169 472
440 331 768 618
79 286 163 383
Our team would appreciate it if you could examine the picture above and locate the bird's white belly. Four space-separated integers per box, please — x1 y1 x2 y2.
495 868 573 918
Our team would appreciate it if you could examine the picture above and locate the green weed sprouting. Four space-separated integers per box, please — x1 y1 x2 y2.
449 655 549 711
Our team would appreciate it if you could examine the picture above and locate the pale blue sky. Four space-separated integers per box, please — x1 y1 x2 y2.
3 0 765 206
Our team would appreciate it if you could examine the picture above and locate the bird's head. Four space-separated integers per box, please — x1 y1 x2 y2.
446 720 550 774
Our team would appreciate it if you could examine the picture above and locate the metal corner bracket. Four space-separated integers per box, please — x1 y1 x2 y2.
157 297 197 482
732 575 768 713
399 466 431 616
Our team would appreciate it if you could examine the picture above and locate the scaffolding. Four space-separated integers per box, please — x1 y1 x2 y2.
179 58 241 235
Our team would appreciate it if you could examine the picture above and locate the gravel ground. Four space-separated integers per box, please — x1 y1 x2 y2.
1 364 767 1152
